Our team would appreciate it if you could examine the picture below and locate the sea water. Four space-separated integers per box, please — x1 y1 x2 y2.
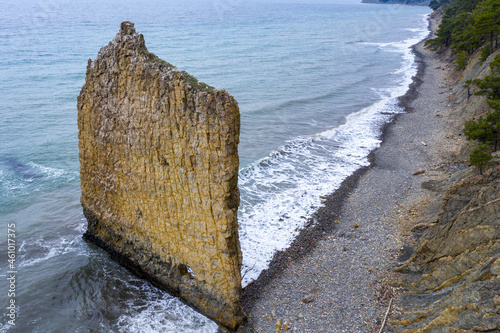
0 0 430 331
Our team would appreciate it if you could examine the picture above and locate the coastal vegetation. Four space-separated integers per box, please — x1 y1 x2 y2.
362 0 431 5
426 0 500 173
426 0 500 59
469 144 496 174
386 0 500 331
464 54 500 171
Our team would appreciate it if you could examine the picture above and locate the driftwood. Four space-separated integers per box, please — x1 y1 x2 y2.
378 298 393 333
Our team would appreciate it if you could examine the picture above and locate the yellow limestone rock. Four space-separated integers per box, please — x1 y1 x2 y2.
78 21 245 331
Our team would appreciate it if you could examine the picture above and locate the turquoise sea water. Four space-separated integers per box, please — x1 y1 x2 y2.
0 1 430 331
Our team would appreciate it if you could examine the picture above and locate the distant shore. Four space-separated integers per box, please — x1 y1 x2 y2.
361 0 431 6
238 11 460 332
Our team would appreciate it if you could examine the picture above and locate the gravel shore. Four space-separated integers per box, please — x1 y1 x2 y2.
238 13 464 333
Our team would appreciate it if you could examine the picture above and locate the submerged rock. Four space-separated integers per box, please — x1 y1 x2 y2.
78 22 245 331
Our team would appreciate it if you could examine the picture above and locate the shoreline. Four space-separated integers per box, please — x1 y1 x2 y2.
241 12 432 302
238 11 455 332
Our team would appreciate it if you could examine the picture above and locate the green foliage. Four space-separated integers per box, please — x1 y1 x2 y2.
438 0 500 173
464 110 500 151
480 45 492 63
486 111 500 150
434 0 500 172
146 52 174 69
490 54 500 74
425 16 454 49
486 109 500 127
469 144 496 174
180 71 213 92
473 56 500 102
464 116 495 142
429 0 449 10
426 0 500 57
467 55 500 152
488 98 500 110
450 13 483 55
474 76 500 99
454 51 468 70
424 36 444 51
473 56 500 109
474 0 500 50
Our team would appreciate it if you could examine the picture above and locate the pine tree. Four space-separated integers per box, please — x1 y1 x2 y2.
464 116 495 143
463 110 500 151
480 45 491 63
486 109 500 150
455 51 468 70
474 55 500 100
474 0 500 51
469 144 495 175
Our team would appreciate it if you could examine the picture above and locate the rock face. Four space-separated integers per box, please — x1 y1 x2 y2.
392 167 500 331
77 22 245 331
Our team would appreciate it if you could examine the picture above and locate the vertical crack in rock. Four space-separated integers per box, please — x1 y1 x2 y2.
78 21 245 331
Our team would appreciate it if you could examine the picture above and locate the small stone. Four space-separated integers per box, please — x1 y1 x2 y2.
283 324 292 330
275 319 282 333
272 310 277 317
353 223 360 229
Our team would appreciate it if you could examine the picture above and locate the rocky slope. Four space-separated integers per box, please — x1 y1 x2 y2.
78 22 245 331
387 11 500 333
391 167 500 332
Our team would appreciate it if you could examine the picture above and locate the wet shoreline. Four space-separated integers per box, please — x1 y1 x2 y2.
238 13 437 333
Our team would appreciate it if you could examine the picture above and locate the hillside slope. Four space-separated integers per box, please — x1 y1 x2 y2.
387 4 500 332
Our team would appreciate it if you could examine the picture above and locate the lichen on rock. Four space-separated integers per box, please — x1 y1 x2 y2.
77 21 245 331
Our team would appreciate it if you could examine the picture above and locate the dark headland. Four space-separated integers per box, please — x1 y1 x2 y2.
361 0 431 6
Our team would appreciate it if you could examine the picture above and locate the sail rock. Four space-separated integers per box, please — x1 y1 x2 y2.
78 21 245 331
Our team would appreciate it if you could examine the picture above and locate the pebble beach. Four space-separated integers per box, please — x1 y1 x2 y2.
238 12 465 333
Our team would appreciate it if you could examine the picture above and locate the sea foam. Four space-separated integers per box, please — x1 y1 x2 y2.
238 13 430 286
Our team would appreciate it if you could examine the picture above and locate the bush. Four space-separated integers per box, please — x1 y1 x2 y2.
455 51 468 71
469 144 496 175
480 45 491 63
429 0 439 10
464 116 495 143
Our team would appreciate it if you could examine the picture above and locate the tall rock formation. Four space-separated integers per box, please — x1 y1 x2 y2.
77 22 245 331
